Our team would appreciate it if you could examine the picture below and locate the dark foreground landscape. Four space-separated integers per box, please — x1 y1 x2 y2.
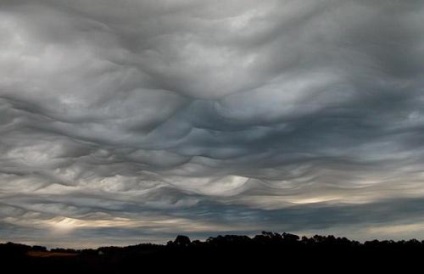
2 232 424 272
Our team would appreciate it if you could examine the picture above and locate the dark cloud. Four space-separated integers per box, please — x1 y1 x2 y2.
1 0 424 247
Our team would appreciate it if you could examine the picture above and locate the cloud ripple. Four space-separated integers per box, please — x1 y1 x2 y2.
1 0 424 247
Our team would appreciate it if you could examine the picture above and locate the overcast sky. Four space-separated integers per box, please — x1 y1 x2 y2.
1 0 424 248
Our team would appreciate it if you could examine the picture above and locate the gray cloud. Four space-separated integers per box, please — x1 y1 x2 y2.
1 0 424 247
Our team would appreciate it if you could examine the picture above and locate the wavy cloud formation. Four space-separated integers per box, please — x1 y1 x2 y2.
1 0 424 247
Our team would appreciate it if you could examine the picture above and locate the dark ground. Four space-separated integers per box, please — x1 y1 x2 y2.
1 232 423 273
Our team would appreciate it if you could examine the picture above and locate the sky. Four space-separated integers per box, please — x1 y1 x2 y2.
1 0 424 248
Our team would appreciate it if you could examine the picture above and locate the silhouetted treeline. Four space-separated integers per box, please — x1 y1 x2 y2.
1 232 423 273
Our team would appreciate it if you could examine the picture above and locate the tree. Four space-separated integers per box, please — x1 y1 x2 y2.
173 235 191 247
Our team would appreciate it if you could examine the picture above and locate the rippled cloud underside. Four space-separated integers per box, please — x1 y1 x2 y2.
1 0 424 247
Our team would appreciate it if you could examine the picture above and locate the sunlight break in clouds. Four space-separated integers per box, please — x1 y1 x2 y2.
0 0 424 247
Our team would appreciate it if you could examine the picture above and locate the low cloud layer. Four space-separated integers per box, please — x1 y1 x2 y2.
1 0 424 247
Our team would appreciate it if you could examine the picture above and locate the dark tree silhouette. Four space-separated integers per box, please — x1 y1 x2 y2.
173 235 191 247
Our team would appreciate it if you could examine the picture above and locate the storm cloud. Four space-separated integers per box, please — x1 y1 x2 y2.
1 0 424 247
